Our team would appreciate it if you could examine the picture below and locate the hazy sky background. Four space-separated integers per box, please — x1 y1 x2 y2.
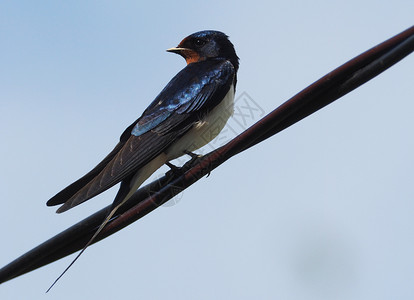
1 1 413 299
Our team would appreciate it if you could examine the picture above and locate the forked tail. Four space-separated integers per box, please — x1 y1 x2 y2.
46 202 123 293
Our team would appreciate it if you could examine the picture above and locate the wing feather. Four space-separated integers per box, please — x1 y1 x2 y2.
48 59 235 212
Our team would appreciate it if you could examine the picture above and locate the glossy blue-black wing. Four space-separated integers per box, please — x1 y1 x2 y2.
48 59 235 212
46 141 125 206
132 60 235 135
46 119 140 207
54 123 192 212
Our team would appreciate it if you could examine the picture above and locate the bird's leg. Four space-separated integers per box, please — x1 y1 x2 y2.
184 150 202 161
181 150 204 170
166 161 179 171
165 161 183 177
165 151 204 178
182 150 214 177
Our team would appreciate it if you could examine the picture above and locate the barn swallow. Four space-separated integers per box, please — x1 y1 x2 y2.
46 30 239 290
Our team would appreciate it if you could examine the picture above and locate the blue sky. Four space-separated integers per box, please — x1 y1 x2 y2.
1 1 413 299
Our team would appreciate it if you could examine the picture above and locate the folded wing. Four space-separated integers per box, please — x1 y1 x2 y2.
47 59 235 212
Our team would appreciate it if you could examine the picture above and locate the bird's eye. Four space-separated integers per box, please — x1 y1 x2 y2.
194 38 206 47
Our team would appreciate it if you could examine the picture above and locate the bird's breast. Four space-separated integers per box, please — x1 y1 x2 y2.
165 83 235 160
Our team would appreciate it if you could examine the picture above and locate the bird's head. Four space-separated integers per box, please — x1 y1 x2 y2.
167 30 239 71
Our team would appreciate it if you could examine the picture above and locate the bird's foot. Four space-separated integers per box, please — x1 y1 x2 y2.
165 151 207 178
184 150 201 160
182 150 204 171
165 161 183 177
166 161 179 171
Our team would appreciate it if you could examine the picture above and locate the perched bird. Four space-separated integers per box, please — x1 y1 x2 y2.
46 30 239 290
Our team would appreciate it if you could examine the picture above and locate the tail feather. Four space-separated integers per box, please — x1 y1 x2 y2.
46 180 132 293
46 154 168 291
46 142 125 207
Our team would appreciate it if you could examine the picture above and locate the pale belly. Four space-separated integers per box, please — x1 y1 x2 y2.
127 84 234 194
165 83 235 160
